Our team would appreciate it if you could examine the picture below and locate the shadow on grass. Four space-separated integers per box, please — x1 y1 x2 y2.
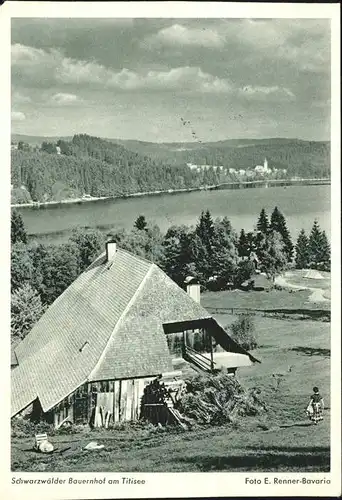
279 422 312 428
245 445 329 453
290 346 330 357
177 445 330 471
261 308 330 319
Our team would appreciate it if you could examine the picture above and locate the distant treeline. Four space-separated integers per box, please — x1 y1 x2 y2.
11 134 330 204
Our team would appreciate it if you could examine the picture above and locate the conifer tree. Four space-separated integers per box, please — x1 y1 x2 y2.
196 210 215 250
308 221 330 271
189 233 210 282
134 215 147 231
238 229 249 257
295 229 310 269
193 212 239 284
210 222 239 284
237 230 255 258
256 208 269 235
270 206 294 262
308 220 328 270
162 225 194 285
308 220 321 263
11 209 27 245
318 231 331 271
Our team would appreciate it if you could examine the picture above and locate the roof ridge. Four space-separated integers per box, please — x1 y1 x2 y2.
86 246 155 272
88 264 154 381
117 246 155 266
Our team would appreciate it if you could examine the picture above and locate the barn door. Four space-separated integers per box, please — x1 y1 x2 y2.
73 386 89 424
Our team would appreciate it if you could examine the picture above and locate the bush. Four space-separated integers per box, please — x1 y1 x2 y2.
11 417 54 439
228 313 257 350
178 373 266 426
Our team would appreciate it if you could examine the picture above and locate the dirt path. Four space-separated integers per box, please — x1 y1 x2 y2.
275 275 330 303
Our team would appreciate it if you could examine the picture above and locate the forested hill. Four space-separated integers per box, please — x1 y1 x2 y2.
111 137 330 178
11 135 202 203
11 134 330 204
13 133 330 177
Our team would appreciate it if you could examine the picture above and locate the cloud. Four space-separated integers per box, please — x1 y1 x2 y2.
312 98 331 109
58 58 233 93
104 66 232 93
12 91 31 104
235 19 330 73
12 44 232 94
11 111 26 121
239 85 295 101
51 92 81 105
11 43 297 101
143 24 225 49
12 43 66 87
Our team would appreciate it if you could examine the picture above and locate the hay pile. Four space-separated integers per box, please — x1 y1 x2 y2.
177 373 267 425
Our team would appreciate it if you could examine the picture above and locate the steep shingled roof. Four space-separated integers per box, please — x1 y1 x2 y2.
11 248 212 417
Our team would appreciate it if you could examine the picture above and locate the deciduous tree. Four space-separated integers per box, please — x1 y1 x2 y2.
11 242 34 291
228 313 257 350
258 231 287 281
11 284 45 342
69 228 104 272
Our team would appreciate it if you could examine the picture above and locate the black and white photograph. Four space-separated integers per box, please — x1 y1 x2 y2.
1 2 340 499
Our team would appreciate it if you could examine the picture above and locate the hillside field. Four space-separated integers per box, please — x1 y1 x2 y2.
202 288 330 312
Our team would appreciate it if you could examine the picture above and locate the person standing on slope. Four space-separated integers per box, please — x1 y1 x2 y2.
306 386 324 424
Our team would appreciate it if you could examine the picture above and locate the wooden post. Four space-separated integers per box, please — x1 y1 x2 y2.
210 331 214 372
87 383 92 423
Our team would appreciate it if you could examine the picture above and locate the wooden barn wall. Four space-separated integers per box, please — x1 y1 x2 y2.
89 376 155 425
52 376 156 427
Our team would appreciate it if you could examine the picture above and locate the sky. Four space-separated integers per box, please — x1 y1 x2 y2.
11 18 331 142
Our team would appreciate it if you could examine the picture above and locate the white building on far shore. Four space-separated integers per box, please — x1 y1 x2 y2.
254 158 272 176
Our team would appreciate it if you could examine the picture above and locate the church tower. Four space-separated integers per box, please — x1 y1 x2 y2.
264 158 268 170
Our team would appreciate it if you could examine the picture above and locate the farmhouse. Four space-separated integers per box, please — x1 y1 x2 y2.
11 243 258 428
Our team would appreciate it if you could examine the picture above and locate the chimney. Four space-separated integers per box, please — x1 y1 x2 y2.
184 276 201 304
106 241 117 261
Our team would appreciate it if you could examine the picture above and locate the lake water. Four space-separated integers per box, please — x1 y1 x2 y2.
17 185 331 245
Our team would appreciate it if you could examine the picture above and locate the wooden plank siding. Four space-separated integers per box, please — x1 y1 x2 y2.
128 379 134 421
120 380 128 421
114 380 120 422
50 376 158 427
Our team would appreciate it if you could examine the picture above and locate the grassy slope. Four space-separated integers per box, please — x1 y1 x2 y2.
11 419 329 473
11 314 330 472
201 288 330 311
